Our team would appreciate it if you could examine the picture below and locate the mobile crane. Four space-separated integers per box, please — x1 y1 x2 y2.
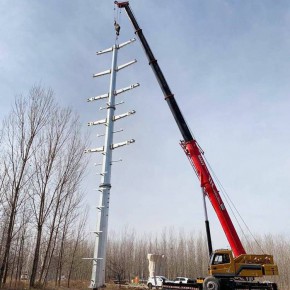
114 2 279 290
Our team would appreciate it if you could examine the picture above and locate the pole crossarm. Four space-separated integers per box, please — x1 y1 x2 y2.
115 83 140 95
87 83 139 103
118 38 136 49
84 146 104 153
87 93 109 102
96 38 136 55
87 118 107 126
113 110 136 121
111 139 135 150
93 69 111 78
116 59 137 71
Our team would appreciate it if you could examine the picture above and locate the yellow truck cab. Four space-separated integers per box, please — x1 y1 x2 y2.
209 249 278 278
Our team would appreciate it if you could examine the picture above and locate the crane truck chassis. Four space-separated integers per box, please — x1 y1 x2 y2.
114 2 279 290
162 278 278 290
163 248 278 290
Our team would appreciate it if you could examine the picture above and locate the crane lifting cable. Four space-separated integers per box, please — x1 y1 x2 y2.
204 155 265 253
113 3 122 40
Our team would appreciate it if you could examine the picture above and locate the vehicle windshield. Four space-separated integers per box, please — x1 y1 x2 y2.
212 253 230 265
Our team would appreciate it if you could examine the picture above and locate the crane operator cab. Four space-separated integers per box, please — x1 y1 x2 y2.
209 250 234 276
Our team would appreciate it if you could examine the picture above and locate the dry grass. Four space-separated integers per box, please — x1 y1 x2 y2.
1 281 147 290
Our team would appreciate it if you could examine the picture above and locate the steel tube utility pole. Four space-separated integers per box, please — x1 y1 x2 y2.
90 43 118 290
85 36 138 289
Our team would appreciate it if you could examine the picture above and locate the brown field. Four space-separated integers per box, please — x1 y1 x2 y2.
1 281 147 290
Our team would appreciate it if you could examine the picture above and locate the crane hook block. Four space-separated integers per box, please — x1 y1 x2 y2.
114 21 121 36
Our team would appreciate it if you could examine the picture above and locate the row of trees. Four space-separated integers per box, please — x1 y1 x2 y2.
106 227 209 283
106 228 290 290
0 86 289 290
0 86 91 288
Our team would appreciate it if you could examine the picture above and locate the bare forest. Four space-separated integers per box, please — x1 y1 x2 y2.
106 228 290 290
0 87 289 290
0 86 91 288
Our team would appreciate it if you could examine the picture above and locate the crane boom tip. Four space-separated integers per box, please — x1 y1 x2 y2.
114 1 129 8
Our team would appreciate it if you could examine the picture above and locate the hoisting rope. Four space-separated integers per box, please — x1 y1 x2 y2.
113 2 122 43
203 155 265 254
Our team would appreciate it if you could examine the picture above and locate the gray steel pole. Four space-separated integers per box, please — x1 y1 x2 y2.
90 44 118 289
85 37 137 289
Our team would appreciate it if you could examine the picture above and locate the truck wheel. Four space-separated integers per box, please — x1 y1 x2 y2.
203 276 220 290
147 283 153 289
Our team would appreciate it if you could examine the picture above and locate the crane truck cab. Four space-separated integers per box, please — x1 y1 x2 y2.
209 249 278 278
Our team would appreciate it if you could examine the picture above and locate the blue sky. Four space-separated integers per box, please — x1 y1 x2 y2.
1 0 290 250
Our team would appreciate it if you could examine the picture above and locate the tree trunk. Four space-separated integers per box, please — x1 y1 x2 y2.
0 205 17 287
15 234 24 287
30 225 42 288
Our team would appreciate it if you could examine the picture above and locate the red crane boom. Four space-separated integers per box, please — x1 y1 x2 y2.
115 1 246 257
181 140 245 257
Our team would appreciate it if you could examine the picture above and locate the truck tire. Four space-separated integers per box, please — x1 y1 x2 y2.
203 276 220 290
147 283 153 289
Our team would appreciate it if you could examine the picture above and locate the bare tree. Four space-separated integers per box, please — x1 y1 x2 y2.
55 190 83 286
0 86 53 287
37 133 87 285
106 228 135 284
0 85 89 288
67 208 88 288
29 107 72 287
29 100 87 287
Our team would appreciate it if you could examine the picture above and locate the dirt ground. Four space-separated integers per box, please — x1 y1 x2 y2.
1 281 147 290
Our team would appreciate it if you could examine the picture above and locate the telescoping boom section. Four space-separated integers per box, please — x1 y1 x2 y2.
114 0 245 257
